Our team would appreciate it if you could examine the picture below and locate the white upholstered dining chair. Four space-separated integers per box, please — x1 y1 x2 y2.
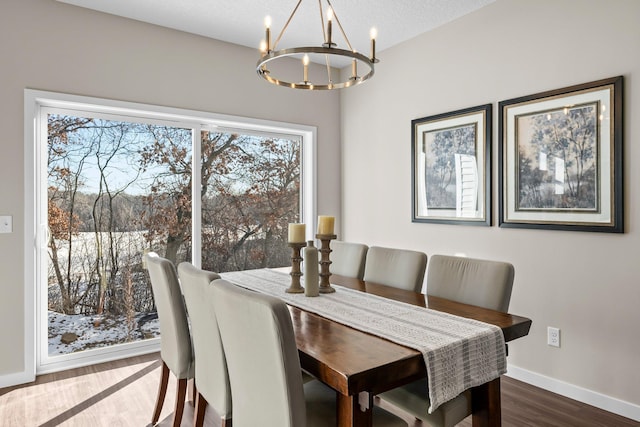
363 246 428 292
330 240 369 279
377 254 515 427
425 254 514 312
211 279 408 427
145 252 193 427
177 262 231 427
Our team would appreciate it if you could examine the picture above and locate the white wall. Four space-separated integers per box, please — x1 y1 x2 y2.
0 0 341 380
342 0 639 418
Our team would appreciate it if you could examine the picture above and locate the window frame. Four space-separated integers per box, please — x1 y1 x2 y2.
25 89 317 374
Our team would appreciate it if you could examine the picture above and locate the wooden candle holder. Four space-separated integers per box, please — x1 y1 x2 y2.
316 234 337 293
286 242 306 293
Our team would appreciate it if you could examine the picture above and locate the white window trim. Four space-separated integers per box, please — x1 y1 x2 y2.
23 89 317 377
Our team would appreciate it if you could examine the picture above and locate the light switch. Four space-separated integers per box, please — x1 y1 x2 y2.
0 216 13 233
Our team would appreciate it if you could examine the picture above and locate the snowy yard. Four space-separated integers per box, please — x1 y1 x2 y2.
47 230 160 356
48 310 160 356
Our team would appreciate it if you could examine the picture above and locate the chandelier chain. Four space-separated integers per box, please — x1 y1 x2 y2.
317 0 326 44
273 0 303 51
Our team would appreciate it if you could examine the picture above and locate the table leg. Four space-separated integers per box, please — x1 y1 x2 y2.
337 392 373 427
471 377 501 427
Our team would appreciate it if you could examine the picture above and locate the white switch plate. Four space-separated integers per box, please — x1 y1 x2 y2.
0 216 13 233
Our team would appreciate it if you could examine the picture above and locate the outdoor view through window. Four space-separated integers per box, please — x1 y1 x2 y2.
46 112 301 358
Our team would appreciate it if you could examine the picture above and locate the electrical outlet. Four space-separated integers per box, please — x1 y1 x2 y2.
547 326 560 348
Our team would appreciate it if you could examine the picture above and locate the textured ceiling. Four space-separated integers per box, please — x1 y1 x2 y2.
57 0 495 66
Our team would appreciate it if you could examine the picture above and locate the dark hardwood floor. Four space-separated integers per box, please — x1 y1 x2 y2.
0 352 637 426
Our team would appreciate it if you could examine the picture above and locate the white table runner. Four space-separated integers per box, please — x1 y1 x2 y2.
220 268 506 412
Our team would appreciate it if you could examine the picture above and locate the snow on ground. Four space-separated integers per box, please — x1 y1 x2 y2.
48 310 160 356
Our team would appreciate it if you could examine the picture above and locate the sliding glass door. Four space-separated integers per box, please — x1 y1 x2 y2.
199 129 301 272
31 92 315 373
43 110 193 368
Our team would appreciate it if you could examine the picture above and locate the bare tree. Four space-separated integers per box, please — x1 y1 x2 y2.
426 125 475 207
520 105 597 209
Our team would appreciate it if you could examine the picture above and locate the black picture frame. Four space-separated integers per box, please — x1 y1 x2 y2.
411 104 492 226
498 76 623 233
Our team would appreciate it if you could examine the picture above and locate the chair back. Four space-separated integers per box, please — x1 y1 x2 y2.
426 255 515 312
211 280 306 427
145 252 193 379
177 262 231 418
330 241 368 279
363 246 427 292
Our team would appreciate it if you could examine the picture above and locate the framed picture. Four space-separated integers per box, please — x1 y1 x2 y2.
499 76 623 232
411 104 491 226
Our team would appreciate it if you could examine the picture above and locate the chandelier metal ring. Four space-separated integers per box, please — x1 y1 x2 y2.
257 46 375 90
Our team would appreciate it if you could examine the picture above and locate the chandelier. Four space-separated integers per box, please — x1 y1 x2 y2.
257 0 379 90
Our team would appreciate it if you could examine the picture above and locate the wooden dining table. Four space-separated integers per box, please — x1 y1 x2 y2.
288 273 532 427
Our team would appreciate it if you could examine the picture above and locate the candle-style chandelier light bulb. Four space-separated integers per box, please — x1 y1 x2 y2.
256 0 379 90
264 16 272 52
370 27 378 62
325 7 334 47
302 54 310 83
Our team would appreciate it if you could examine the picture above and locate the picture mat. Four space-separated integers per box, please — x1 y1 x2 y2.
503 87 613 225
414 110 486 219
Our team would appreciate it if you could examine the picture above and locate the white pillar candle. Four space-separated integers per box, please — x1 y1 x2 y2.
288 223 306 243
317 216 335 235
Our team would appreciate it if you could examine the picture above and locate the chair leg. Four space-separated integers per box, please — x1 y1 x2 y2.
172 378 188 427
193 392 208 427
152 361 170 425
189 379 196 407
